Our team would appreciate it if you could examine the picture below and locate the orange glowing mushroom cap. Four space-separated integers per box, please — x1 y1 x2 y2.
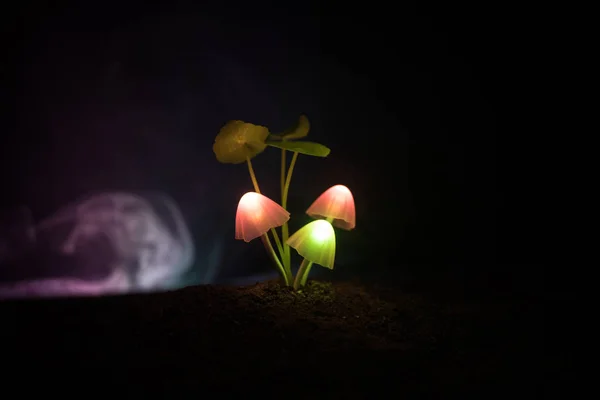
235 192 290 242
306 185 356 230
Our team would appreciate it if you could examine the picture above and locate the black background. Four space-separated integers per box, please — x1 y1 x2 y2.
0 1 538 288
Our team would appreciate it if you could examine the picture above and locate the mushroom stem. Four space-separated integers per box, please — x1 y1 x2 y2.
294 258 314 290
261 234 289 286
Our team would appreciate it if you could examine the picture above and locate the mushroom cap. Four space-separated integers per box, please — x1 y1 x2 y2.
306 185 355 230
235 192 290 242
213 120 269 164
286 219 336 269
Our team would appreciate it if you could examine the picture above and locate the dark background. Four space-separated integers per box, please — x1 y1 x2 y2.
0 2 536 288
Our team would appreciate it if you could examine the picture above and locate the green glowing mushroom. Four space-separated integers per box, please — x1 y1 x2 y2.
286 219 336 290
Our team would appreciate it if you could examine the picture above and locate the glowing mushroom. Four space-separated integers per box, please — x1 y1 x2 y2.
235 192 290 242
286 219 336 289
306 184 355 230
235 192 291 285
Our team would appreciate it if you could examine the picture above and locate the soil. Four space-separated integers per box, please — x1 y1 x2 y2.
0 277 543 397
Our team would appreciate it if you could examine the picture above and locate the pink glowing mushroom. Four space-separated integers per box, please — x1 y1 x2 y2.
235 192 290 242
306 184 356 230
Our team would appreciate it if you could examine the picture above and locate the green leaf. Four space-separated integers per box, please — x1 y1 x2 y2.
266 140 330 157
213 120 269 164
280 115 310 139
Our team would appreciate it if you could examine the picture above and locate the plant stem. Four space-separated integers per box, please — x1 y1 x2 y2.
282 151 298 209
270 228 285 261
294 258 313 290
246 157 260 194
281 149 286 202
282 151 299 269
272 229 291 284
276 149 288 267
300 262 314 286
247 156 287 284
261 234 289 286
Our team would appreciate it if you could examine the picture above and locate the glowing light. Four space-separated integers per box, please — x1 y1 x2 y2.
286 219 336 269
311 220 333 242
235 192 290 242
306 184 356 230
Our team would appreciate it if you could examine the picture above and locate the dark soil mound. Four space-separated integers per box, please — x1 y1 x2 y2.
0 278 542 397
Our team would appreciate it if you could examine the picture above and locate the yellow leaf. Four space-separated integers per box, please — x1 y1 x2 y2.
213 120 269 164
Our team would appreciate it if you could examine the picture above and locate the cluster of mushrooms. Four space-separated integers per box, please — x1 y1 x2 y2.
235 185 355 289
211 116 355 290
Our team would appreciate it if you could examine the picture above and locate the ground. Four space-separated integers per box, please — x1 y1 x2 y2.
0 275 543 397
